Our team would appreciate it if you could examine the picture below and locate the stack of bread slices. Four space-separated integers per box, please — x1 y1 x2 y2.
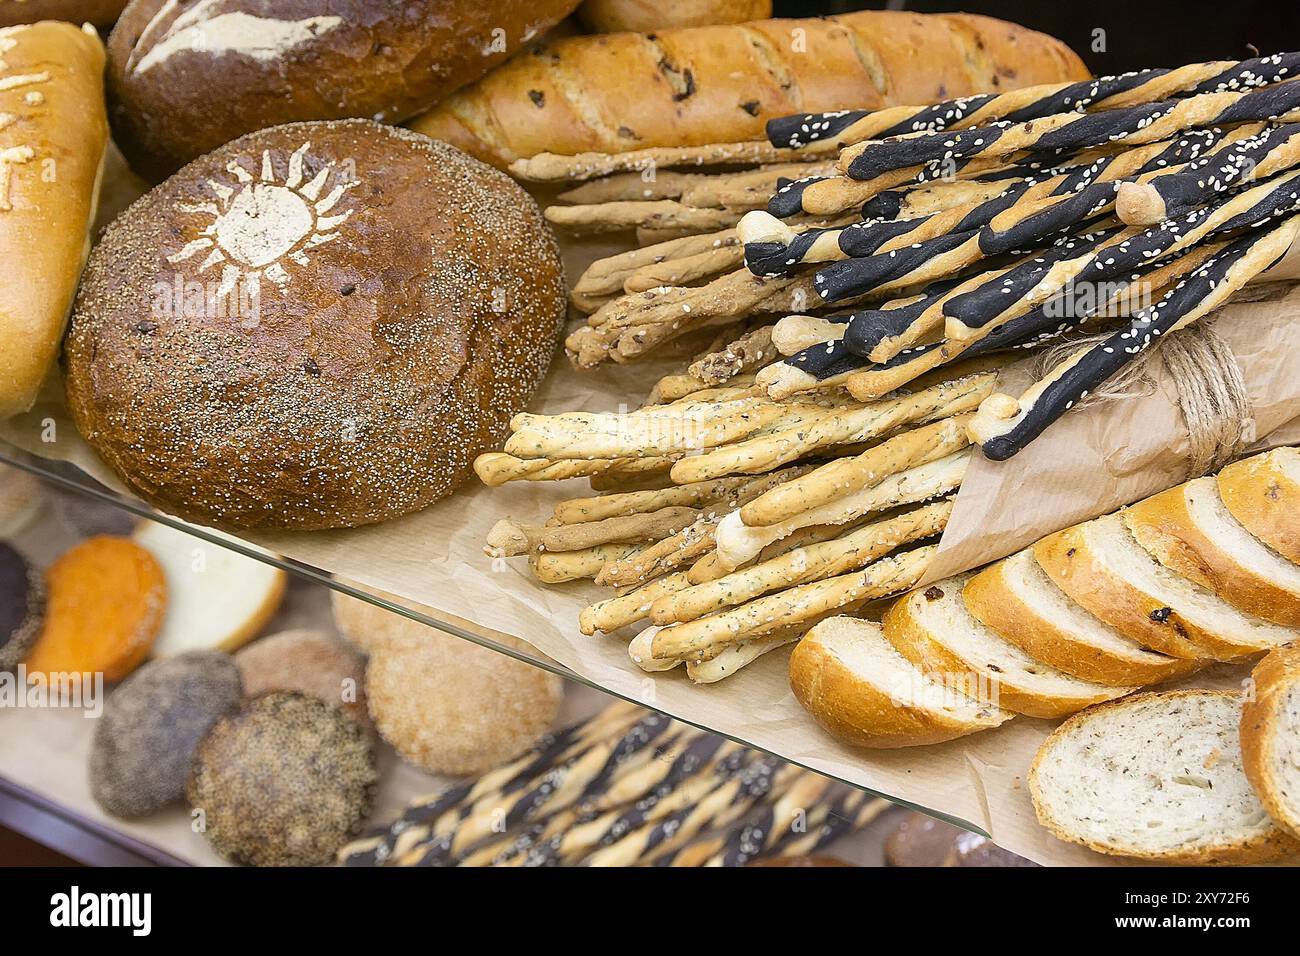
791 446 1300 745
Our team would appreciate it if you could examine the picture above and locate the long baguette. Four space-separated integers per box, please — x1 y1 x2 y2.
409 10 1086 167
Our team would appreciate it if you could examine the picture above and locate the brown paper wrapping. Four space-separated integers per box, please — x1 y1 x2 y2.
4 158 1300 866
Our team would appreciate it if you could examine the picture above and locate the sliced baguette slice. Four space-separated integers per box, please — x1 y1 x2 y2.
789 616 1011 749
1034 514 1298 661
1126 477 1300 627
1030 690 1300 864
1217 447 1300 565
133 522 287 656
964 551 1199 687
1240 645 1300 842
882 573 1131 719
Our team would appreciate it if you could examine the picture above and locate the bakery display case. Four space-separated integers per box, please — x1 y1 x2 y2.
3 1 1300 876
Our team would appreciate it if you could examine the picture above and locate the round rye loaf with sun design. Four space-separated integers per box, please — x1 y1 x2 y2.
65 119 566 531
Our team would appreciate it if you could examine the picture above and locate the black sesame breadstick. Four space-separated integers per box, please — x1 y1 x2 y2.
970 217 1300 460
768 53 1300 150
1117 122 1300 225
839 81 1300 187
765 789 890 860
945 166 1300 342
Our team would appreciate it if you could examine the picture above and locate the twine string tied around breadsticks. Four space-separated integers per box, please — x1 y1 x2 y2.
1031 319 1257 479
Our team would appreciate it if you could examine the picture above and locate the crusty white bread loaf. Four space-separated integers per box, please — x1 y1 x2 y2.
1126 476 1300 627
1240 646 1300 841
1030 691 1300 864
133 522 286 657
789 616 1011 749
1217 447 1300 564
963 550 1198 687
1034 514 1298 661
577 0 770 33
409 10 1088 166
882 573 1130 719
0 22 107 419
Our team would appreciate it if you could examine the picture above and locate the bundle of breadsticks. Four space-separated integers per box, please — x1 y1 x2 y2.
337 701 885 867
522 52 1300 461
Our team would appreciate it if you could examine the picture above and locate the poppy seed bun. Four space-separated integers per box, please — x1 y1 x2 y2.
234 628 369 729
64 120 565 531
188 691 376 866
0 542 43 673
89 651 242 817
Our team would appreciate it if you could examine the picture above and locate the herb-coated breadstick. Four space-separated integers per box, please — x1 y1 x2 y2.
530 544 642 583
581 571 693 635
473 451 678 487
971 216 1300 459
1116 122 1300 225
509 140 816 183
552 474 758 524
767 54 1300 150
840 81 1300 185
687 324 778 384
545 199 742 235
651 499 952 625
572 228 740 302
649 544 937 660
739 415 970 528
624 245 746 292
669 373 993 484
713 451 969 568
485 506 700 557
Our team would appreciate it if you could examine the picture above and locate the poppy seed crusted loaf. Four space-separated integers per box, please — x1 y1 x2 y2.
64 120 565 531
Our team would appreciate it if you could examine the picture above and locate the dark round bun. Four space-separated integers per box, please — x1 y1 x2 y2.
89 651 242 818
188 691 376 867
0 542 43 673
65 120 565 531
107 0 578 181
234 628 369 729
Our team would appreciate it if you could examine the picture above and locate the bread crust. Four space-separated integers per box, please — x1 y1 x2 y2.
1033 523 1241 660
0 22 108 419
788 616 1008 749
1030 690 1300 864
883 585 1121 719
411 9 1088 166
1217 447 1300 565
1125 478 1300 627
577 0 770 33
107 0 581 180
65 120 566 531
962 557 1198 687
1240 646 1300 841
0 0 126 26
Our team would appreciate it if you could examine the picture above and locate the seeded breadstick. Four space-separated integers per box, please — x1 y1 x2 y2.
770 315 847 355
840 81 1300 187
685 632 801 683
651 499 952 625
587 457 678 491
624 246 746 292
1116 122 1300 225
671 373 993 484
679 162 838 209
530 544 642 583
545 200 743 235
650 544 937 660
509 140 815 183
552 474 757 524
945 167 1300 342
713 450 969 568
972 217 1300 460
688 324 778 385
485 506 700 557
767 54 1300 150
573 228 741 301
581 571 694 635
740 416 970 528
556 169 711 204
473 452 681 487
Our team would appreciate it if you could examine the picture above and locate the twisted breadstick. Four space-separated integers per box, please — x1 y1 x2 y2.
766 53 1300 149
970 216 1300 459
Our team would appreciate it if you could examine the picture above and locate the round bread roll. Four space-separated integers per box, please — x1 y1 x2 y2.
188 691 377 867
107 0 580 181
234 628 369 729
89 651 242 818
363 617 563 777
65 120 565 531
0 542 43 673
578 0 770 33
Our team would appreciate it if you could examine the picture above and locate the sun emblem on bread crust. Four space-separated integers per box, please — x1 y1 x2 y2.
167 141 355 294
